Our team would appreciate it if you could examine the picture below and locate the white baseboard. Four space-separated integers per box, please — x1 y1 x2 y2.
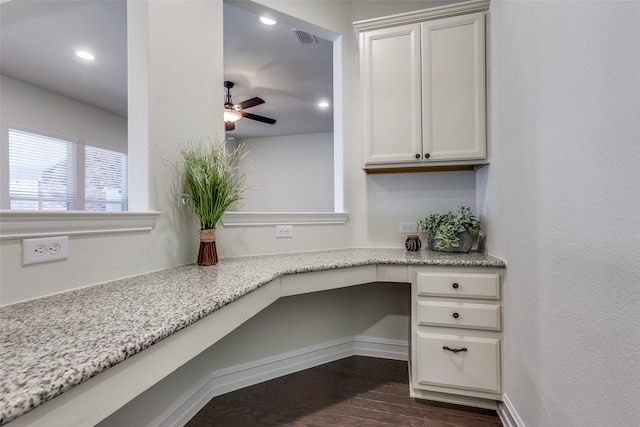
353 335 409 361
497 393 525 427
153 335 409 427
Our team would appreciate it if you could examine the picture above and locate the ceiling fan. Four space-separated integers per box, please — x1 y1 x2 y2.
223 81 276 131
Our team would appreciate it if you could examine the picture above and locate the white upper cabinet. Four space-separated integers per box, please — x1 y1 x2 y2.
356 1 489 173
422 13 486 162
361 23 422 164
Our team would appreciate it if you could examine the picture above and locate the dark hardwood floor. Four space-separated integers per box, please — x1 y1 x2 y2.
186 356 502 427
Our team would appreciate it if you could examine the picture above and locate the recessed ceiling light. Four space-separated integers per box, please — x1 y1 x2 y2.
260 16 276 25
75 50 95 61
318 101 330 108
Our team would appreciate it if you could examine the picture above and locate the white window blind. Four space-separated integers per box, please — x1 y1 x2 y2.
8 128 127 211
9 128 77 210
85 145 128 211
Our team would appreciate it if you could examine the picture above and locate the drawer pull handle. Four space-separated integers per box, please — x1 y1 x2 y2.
443 346 468 353
452 312 460 319
452 283 459 289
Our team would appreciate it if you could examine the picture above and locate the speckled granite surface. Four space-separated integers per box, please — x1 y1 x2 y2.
0 248 504 425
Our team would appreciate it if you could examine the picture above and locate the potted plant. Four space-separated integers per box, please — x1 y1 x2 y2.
177 136 247 265
418 204 483 253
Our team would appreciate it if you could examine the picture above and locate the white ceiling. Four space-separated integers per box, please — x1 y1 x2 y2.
0 0 128 117
0 0 333 139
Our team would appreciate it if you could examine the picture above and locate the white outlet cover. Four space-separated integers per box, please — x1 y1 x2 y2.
399 222 418 234
22 236 69 265
275 225 293 238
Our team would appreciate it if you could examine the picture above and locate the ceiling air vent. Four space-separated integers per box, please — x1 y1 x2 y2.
291 29 318 45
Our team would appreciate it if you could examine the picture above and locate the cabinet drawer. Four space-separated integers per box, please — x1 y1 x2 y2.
417 300 500 330
416 272 499 299
416 332 500 393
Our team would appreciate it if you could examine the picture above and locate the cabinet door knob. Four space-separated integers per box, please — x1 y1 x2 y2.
415 153 421 159
452 312 459 319
452 283 459 289
424 153 431 159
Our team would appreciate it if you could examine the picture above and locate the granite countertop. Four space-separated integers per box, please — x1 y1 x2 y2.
0 248 505 425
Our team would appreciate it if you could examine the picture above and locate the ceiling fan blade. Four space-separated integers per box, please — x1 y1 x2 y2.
225 121 235 131
237 97 265 110
242 111 276 125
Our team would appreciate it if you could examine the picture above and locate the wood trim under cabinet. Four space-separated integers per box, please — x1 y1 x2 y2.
364 163 488 174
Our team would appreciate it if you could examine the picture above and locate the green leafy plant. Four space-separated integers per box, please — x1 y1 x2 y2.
177 136 247 264
418 204 483 250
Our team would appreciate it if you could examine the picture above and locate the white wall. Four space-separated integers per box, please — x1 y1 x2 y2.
0 75 127 208
349 0 464 21
479 1 640 426
235 132 334 212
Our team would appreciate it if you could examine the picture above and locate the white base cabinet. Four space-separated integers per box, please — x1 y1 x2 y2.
410 267 504 409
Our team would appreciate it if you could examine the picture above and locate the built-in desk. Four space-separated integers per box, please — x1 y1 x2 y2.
0 248 504 426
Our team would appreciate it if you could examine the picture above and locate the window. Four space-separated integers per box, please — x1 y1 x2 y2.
84 145 128 211
8 128 127 211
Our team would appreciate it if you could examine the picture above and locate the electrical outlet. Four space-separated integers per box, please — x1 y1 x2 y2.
48 243 61 255
399 222 418 234
276 225 293 238
22 236 69 265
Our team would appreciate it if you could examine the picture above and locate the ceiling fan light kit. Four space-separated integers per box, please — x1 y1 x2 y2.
223 80 276 132
224 108 242 123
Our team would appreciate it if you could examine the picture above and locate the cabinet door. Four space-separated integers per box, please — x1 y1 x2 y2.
416 332 501 393
422 13 486 161
361 24 422 164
